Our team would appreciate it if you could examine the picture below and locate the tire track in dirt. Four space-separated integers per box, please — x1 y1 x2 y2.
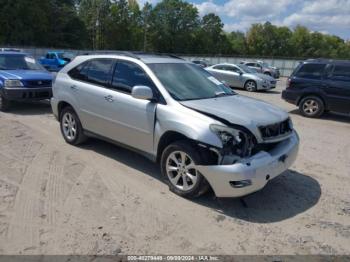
40 164 96 254
6 144 47 253
46 150 64 227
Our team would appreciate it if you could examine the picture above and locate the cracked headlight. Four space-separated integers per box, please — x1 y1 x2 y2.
210 124 242 145
4 79 23 88
210 124 255 160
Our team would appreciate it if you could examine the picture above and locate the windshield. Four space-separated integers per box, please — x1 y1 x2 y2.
238 64 257 74
0 54 45 70
148 63 235 101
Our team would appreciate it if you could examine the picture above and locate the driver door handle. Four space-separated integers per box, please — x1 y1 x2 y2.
70 85 78 91
104 95 114 102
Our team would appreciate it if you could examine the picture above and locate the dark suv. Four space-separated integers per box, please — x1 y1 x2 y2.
282 59 350 118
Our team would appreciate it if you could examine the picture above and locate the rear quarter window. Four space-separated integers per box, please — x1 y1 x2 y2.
295 63 326 79
331 64 350 81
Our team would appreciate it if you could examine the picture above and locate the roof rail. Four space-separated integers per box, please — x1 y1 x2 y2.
79 51 185 60
80 50 140 59
131 51 185 60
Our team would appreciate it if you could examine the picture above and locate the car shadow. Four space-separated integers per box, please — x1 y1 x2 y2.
5 100 52 115
260 90 281 94
79 138 321 224
193 170 321 223
289 109 350 123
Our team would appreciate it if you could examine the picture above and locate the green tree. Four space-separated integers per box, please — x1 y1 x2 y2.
0 0 86 48
149 0 200 53
196 13 231 54
141 2 153 51
226 31 247 55
79 0 111 49
103 0 143 50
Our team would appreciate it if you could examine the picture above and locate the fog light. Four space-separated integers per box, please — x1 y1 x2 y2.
230 180 252 188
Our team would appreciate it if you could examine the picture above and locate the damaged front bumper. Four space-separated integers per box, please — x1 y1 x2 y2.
196 131 299 197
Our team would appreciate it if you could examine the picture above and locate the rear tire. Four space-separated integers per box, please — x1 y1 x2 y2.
244 80 257 92
0 93 10 112
299 96 325 118
60 106 87 145
161 140 209 198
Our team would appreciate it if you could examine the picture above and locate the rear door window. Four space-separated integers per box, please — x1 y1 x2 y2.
213 65 224 70
295 63 326 79
111 61 155 94
68 59 114 87
227 66 241 73
87 59 114 86
68 61 90 81
331 64 350 81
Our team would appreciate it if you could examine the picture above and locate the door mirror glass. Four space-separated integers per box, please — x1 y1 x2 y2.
131 85 154 101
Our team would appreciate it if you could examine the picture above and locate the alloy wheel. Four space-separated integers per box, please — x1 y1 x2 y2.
166 151 198 191
245 81 256 92
303 99 319 115
62 112 77 141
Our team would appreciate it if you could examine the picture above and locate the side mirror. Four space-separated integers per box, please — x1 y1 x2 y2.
239 71 243 75
131 85 154 101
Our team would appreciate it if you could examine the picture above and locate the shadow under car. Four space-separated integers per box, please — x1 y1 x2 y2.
79 138 321 224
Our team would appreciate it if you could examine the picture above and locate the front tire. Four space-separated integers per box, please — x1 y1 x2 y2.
244 80 257 92
299 96 325 118
0 93 10 112
60 106 87 145
161 141 209 198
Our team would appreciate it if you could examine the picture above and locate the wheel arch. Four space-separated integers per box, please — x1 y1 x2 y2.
244 79 257 88
296 93 327 109
156 131 191 163
57 101 78 119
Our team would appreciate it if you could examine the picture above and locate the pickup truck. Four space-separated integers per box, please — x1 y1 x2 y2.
39 51 74 72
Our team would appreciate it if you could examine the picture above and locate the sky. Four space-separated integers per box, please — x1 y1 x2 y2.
140 0 350 40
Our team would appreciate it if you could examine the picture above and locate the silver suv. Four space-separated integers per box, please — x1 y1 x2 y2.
51 53 299 198
241 61 280 79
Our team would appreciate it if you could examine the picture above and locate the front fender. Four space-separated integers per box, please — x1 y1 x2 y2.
154 103 223 155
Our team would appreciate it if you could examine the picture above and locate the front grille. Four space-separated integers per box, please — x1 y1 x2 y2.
259 119 292 140
25 80 52 88
21 91 51 99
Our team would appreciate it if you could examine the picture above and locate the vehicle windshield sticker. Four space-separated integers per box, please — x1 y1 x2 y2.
25 57 35 64
208 76 222 85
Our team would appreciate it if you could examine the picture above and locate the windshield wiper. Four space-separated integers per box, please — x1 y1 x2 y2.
214 92 234 98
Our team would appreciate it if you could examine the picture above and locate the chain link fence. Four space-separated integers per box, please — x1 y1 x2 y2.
4 46 302 77
181 55 302 77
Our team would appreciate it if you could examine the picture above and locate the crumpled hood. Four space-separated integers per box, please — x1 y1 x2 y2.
0 70 52 80
181 95 289 128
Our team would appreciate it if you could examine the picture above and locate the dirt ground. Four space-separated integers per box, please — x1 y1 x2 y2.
0 78 349 255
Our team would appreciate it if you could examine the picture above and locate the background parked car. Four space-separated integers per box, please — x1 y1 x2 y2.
282 59 350 118
192 59 211 68
0 51 53 111
39 51 75 71
241 60 280 79
0 48 22 52
206 63 276 92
